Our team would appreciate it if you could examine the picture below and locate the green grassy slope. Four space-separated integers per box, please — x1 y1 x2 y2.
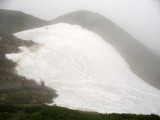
0 105 159 120
50 10 160 89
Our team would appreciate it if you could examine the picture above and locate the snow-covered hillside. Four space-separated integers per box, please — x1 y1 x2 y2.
6 23 160 115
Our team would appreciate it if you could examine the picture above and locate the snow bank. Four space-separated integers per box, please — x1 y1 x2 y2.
6 23 160 115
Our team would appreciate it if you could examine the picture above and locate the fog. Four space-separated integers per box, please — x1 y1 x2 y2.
0 0 160 53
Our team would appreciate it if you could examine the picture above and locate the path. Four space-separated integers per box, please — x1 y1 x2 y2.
0 83 53 92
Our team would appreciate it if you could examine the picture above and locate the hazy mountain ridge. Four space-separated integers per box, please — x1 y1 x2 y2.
0 9 47 34
51 10 160 89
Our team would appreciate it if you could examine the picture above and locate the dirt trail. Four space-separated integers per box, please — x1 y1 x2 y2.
0 83 22 90
0 83 54 92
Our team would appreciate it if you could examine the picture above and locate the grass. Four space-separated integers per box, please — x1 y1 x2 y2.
0 104 159 120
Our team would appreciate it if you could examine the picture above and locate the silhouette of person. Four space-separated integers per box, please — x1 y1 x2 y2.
22 79 25 87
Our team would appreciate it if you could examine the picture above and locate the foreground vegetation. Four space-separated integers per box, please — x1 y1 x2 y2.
0 104 159 120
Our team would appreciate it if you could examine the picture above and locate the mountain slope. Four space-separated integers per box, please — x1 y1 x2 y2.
0 9 47 34
0 9 48 84
7 23 160 115
1 9 160 114
0 9 55 104
51 10 160 89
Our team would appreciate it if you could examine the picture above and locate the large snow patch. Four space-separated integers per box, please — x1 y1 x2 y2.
6 23 160 115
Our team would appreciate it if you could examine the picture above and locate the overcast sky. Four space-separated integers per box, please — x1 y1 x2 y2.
0 0 160 54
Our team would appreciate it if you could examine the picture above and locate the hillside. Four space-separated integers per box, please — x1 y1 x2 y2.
0 9 160 117
0 9 48 85
0 104 160 120
51 10 160 89
0 9 55 104
0 9 47 34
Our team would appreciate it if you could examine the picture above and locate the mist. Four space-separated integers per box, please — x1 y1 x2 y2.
0 0 160 53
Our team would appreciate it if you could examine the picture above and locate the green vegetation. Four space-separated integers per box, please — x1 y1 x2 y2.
0 104 159 120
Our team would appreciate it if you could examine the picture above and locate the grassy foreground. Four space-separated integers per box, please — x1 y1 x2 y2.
0 104 159 120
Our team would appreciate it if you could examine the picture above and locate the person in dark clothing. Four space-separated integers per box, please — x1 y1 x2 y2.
22 79 25 87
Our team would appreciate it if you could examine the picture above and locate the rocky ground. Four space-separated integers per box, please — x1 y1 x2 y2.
0 83 58 104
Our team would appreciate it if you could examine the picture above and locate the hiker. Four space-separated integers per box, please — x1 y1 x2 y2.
22 79 25 87
40 79 42 85
25 80 29 84
41 80 45 88
40 80 45 88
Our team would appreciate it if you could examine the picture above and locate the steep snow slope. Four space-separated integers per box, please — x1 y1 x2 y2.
51 10 160 90
6 23 160 115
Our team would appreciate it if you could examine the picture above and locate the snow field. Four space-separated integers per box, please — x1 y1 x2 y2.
6 23 160 115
